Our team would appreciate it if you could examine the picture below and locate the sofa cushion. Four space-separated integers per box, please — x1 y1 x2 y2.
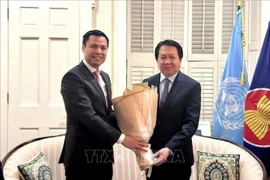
17 152 53 180
197 151 240 180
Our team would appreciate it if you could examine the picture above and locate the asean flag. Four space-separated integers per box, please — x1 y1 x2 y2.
243 21 270 176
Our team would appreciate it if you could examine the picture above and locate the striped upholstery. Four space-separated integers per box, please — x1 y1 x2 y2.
113 144 145 180
3 136 66 180
3 135 266 180
190 135 266 180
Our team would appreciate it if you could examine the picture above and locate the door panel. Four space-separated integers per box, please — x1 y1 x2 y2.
8 1 82 150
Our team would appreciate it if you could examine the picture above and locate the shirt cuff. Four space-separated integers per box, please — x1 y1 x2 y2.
116 133 125 143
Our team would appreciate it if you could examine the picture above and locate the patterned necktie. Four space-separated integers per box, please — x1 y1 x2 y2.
160 78 170 106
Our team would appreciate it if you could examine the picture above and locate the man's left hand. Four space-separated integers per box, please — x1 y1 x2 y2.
152 147 171 166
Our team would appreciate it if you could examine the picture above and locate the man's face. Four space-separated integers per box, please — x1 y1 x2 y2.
157 45 181 77
82 35 108 69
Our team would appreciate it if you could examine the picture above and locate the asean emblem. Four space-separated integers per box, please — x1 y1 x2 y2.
244 89 270 146
214 77 248 130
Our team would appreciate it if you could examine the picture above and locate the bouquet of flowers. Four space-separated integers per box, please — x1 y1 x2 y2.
112 83 158 171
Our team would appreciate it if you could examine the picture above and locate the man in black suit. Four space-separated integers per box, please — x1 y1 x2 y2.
59 30 148 180
143 39 201 180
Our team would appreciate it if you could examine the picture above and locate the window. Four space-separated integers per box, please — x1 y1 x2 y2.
127 0 248 124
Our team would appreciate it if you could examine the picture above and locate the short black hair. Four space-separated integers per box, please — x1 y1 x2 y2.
154 39 183 61
82 30 109 47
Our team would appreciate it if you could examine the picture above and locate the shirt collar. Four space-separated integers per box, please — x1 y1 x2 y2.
83 59 101 73
160 71 178 83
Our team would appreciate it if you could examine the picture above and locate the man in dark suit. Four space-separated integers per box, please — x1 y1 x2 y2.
59 30 148 180
143 39 201 180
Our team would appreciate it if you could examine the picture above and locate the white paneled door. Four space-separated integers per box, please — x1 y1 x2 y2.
8 1 85 150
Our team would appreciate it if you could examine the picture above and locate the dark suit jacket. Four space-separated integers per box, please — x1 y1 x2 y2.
143 71 201 166
59 61 121 168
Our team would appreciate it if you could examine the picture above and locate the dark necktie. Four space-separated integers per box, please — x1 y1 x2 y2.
160 78 170 106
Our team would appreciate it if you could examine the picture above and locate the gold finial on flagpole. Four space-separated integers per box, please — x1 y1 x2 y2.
237 0 241 10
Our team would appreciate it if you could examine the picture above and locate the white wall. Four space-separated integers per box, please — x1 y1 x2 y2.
111 1 127 98
0 0 8 160
95 0 127 98
247 0 270 83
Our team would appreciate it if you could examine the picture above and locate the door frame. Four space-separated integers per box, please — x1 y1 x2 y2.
0 0 8 160
0 0 93 160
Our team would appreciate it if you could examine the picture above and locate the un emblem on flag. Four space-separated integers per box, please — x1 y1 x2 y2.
214 77 248 130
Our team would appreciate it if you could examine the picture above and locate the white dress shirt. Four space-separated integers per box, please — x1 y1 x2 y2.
159 72 178 100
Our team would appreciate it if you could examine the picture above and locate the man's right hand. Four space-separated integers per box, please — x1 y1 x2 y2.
121 136 148 154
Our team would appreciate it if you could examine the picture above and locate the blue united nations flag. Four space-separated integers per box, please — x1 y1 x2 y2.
213 9 249 145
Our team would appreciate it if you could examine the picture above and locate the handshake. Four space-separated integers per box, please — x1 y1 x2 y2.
121 135 172 170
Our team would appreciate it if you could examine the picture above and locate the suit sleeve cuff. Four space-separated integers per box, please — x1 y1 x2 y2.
165 147 173 155
116 133 125 143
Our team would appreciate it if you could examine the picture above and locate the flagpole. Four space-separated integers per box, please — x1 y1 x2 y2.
213 1 250 145
238 0 246 86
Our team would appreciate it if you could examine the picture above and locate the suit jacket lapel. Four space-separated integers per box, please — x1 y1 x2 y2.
79 62 107 107
150 74 160 93
100 72 113 112
100 71 111 101
148 74 161 109
163 71 184 107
